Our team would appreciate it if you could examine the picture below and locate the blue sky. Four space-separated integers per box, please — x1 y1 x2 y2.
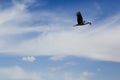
0 0 120 80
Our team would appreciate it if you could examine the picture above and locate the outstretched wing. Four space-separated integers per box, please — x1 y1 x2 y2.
76 12 84 24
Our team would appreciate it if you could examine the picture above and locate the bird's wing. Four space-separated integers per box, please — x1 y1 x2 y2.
76 12 83 24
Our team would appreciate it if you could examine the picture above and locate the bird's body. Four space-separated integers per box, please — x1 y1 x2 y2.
74 12 91 26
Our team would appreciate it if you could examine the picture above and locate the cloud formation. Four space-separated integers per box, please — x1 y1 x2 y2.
0 66 40 80
0 66 94 80
0 0 120 62
22 56 36 62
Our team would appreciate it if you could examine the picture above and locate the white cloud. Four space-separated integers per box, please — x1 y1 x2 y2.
0 66 95 80
0 0 120 63
0 66 40 80
22 56 36 62
14 17 120 62
48 61 77 73
81 72 94 77
50 55 66 61
0 0 71 36
78 72 94 80
50 71 94 80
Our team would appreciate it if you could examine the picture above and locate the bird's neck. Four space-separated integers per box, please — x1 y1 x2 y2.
85 22 91 25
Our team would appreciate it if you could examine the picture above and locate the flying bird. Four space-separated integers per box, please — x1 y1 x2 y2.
74 11 91 26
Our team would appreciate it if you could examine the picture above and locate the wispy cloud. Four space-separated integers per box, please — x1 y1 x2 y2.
0 66 94 80
0 66 40 80
0 0 120 63
79 72 95 80
14 16 120 62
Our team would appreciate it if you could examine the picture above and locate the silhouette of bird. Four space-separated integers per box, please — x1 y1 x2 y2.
74 11 91 26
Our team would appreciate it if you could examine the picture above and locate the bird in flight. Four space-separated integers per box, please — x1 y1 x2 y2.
74 11 91 26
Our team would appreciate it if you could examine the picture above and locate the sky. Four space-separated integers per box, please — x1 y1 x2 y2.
0 0 120 80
